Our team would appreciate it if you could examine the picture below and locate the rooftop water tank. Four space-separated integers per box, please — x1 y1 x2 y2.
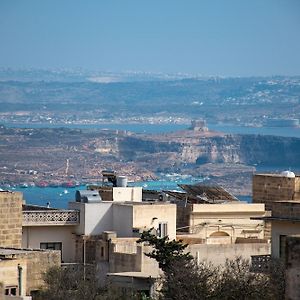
116 176 128 187
281 171 295 178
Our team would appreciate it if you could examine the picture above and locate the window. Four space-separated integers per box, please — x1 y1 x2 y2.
158 222 168 238
40 242 62 251
5 286 17 296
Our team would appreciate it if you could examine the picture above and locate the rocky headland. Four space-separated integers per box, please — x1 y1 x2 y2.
0 125 299 195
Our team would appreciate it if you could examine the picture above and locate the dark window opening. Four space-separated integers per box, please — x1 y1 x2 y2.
40 242 62 251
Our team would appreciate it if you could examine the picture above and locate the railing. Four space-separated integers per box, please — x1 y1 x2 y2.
250 254 271 273
23 210 80 226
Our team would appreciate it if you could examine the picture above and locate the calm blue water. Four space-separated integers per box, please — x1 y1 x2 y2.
8 175 251 209
12 176 204 209
3 122 300 137
209 124 300 138
3 122 188 134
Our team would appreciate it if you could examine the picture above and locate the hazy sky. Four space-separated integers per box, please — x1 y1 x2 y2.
0 0 299 76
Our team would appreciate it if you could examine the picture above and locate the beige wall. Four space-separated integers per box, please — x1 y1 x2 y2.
113 187 142 202
0 250 60 296
22 226 76 262
133 204 177 240
18 250 60 295
0 259 27 296
108 237 270 279
188 203 265 242
109 239 159 276
0 191 23 248
188 242 271 266
271 221 300 258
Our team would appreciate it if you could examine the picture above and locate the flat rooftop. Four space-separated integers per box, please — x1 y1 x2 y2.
0 247 54 258
115 201 173 206
254 173 300 178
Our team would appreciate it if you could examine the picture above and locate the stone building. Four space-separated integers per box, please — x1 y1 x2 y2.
0 191 61 299
0 191 23 248
177 202 266 243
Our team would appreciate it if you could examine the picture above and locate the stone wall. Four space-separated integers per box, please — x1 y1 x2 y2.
272 201 300 219
20 250 60 294
0 191 23 248
253 175 298 210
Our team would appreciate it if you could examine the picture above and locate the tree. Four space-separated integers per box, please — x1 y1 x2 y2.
138 229 192 272
213 257 272 300
34 264 152 300
34 264 102 300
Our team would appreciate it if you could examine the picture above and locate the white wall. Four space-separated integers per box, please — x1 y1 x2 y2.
113 187 142 202
22 226 75 263
69 201 113 236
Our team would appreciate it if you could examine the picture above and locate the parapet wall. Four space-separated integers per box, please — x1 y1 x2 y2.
188 242 271 266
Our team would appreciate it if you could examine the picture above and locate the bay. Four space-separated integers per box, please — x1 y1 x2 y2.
3 122 300 138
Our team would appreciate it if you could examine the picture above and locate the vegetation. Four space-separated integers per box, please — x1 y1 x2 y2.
34 264 151 300
138 229 193 272
138 230 285 300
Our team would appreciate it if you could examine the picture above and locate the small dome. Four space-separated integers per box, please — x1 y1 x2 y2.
281 170 295 178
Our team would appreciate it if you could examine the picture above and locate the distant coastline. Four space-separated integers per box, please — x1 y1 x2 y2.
2 122 300 138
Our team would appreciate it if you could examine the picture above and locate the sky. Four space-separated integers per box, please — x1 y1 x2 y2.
0 0 299 77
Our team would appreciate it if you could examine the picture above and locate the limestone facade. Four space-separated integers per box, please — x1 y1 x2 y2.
0 248 60 296
177 203 266 243
0 191 23 248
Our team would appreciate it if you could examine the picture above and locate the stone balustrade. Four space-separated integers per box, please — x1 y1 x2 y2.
23 210 79 226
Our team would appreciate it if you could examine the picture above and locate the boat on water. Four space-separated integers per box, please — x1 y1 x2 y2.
59 189 69 196
62 181 76 188
36 181 49 187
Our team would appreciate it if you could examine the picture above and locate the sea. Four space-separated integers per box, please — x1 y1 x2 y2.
3 121 300 208
3 122 300 137
11 177 251 209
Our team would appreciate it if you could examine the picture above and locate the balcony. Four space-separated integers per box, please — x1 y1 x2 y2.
250 254 271 273
23 210 80 226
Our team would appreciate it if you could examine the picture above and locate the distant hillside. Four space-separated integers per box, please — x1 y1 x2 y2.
0 75 299 124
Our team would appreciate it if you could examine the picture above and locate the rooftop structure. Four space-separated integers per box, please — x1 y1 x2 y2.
177 183 238 203
253 172 300 210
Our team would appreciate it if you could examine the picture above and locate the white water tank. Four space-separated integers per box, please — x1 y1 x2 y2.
281 171 295 178
116 176 128 187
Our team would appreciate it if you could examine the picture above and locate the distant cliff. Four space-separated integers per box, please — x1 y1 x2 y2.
119 134 300 168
